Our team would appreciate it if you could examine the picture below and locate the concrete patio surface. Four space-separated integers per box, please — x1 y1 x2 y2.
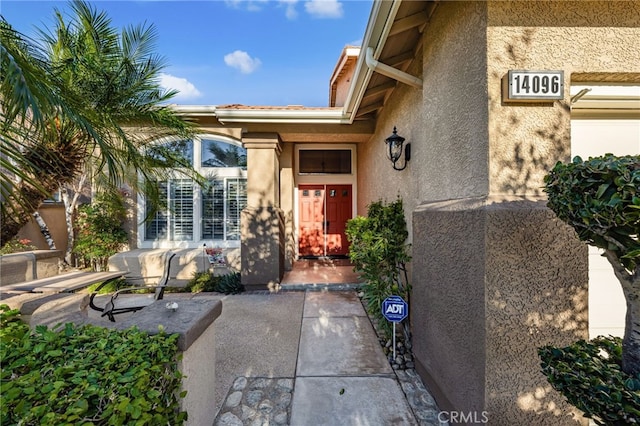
290 291 417 425
214 290 438 425
213 291 305 417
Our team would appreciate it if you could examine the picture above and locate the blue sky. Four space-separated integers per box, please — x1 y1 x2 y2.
1 0 374 106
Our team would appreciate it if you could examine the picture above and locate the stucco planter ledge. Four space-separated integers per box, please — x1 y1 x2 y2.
28 296 223 426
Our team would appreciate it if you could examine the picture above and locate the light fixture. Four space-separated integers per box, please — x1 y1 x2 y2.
385 126 411 171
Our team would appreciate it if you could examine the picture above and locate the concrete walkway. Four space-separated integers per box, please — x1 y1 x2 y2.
213 290 443 426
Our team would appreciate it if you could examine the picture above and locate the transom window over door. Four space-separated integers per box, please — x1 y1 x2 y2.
299 150 352 174
142 136 247 245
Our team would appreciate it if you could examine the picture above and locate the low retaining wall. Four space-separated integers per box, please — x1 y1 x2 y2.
22 294 222 426
0 250 62 285
109 248 209 287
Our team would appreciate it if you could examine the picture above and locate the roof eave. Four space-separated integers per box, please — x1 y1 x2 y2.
342 0 400 123
214 108 353 124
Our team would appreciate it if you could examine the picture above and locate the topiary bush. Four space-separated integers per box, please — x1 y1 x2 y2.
0 305 187 425
542 154 640 424
539 336 640 425
544 154 640 375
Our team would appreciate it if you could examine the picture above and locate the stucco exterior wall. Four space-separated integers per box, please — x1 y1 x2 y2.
354 1 639 425
241 134 284 289
487 0 640 195
280 143 296 270
18 203 68 254
419 1 490 202
334 58 358 108
356 53 422 246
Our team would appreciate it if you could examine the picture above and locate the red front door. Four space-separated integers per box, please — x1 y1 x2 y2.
298 184 352 257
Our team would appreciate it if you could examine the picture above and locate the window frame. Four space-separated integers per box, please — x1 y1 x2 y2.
138 135 247 248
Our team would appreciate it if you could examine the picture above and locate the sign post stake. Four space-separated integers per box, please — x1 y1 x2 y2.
382 295 408 362
392 322 396 360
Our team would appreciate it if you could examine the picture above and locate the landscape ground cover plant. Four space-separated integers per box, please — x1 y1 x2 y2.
0 305 187 425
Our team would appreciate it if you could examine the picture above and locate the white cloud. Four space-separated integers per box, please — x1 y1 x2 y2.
305 0 343 18
279 0 299 19
225 0 269 12
159 73 202 101
224 50 262 74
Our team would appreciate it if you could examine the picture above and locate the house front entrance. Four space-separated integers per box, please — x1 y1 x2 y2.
298 184 352 258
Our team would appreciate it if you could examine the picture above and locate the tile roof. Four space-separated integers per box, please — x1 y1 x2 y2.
216 104 342 111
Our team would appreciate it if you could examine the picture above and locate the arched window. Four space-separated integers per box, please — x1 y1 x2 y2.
201 139 247 169
142 135 247 246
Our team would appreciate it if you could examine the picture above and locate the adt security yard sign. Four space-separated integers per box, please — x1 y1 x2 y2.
382 295 408 323
382 295 408 361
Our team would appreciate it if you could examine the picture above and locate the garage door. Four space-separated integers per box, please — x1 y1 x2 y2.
571 84 640 339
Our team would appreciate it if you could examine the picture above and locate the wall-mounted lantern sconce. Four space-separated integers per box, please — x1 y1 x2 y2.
385 126 411 171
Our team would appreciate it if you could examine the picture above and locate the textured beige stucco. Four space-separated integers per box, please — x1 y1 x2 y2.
356 52 422 246
486 0 640 195
412 199 588 425
279 143 296 270
244 133 281 208
240 206 284 289
418 1 491 202
353 1 639 424
483 199 588 424
179 320 217 426
241 133 285 288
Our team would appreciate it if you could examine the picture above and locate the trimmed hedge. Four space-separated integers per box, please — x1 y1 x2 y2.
0 305 187 425
539 336 640 425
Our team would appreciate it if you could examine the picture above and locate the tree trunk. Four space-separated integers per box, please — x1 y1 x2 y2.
622 275 640 376
61 175 85 266
604 250 640 376
32 211 57 250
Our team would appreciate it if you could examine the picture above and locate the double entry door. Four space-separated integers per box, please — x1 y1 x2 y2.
298 184 352 257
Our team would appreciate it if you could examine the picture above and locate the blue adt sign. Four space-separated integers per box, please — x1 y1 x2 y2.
382 295 408 323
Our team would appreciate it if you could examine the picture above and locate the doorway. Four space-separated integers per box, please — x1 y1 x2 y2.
298 184 352 258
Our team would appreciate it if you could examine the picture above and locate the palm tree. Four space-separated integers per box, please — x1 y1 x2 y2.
0 0 200 252
0 19 69 233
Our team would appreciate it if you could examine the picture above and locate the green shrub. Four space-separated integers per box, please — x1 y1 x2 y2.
539 336 640 425
214 272 244 294
185 271 243 295
185 271 217 293
0 305 187 425
346 198 411 338
0 238 38 255
85 277 130 294
74 190 128 271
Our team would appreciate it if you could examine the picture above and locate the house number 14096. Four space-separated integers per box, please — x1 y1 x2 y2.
507 70 564 101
